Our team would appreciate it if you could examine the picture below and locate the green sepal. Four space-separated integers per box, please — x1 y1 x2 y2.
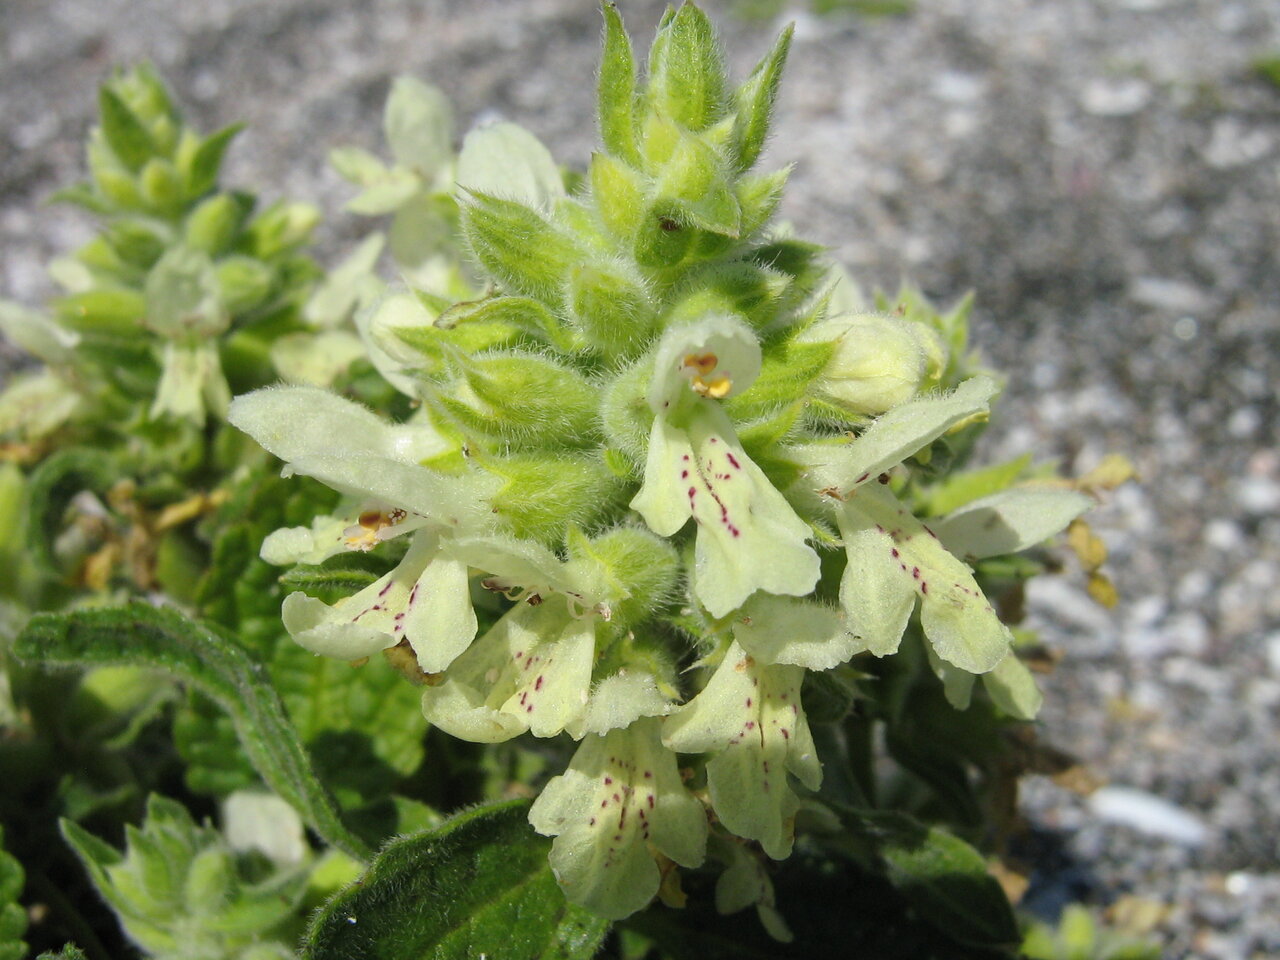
633 200 695 269
646 2 727 133
54 287 146 335
244 200 320 259
460 192 581 309
216 255 275 314
736 166 790 237
183 123 244 199
728 337 834 421
434 294 579 354
184 192 250 256
35 948 88 960
589 151 648 241
565 525 679 629
104 218 168 270
448 350 599 447
98 85 156 172
483 452 624 543
729 23 793 172
138 157 183 214
655 135 740 237
567 262 656 357
598 2 641 164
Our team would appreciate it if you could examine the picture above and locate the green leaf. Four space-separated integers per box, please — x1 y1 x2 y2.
876 819 1019 949
14 602 371 860
0 828 27 960
921 454 1030 517
35 948 89 960
302 800 609 960
598 3 640 164
184 124 244 199
730 22 793 171
98 86 155 171
23 447 117 575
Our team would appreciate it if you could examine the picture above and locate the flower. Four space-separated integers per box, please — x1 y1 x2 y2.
835 480 1011 674
419 597 599 742
229 386 505 672
629 315 819 617
529 718 707 919
662 641 820 859
280 528 478 673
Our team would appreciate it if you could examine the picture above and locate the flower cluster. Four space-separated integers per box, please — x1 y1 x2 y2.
230 2 1092 923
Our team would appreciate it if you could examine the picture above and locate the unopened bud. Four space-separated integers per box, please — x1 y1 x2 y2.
803 313 929 416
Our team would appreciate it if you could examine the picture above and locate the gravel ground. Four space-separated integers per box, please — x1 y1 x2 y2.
3 1 1279 956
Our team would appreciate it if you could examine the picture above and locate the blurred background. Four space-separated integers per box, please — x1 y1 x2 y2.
2 0 1278 955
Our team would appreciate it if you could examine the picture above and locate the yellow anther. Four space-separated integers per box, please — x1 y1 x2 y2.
343 507 408 551
698 374 733 398
682 352 719 376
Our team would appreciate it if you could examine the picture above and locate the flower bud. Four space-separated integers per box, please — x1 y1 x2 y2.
803 312 930 417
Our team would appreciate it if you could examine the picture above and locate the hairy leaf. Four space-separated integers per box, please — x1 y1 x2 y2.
302 800 608 960
14 603 370 860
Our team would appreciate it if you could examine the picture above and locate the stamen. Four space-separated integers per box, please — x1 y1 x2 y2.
693 374 732 398
342 507 408 551
682 352 718 376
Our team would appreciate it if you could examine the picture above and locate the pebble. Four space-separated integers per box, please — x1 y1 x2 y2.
1265 634 1280 676
1232 477 1280 515
1080 77 1152 116
1127 276 1217 315
1087 786 1211 847
1203 118 1273 170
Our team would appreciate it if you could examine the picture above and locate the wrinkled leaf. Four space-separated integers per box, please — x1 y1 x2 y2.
876 818 1019 949
14 603 370 859
302 800 609 960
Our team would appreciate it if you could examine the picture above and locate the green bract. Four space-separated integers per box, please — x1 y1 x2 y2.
224 0 1097 924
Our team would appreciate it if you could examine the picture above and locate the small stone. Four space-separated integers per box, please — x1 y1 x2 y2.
1081 77 1152 116
932 71 985 104
1228 406 1261 439
1203 118 1273 170
1204 519 1244 551
1265 634 1280 676
1128 277 1217 315
1087 786 1210 847
1233 477 1280 515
